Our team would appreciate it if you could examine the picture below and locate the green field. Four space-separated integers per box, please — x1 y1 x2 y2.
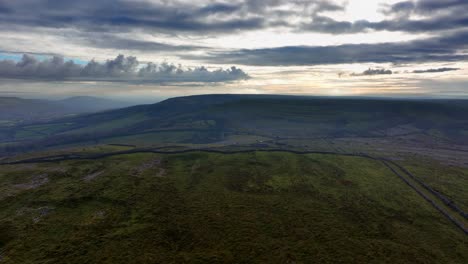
0 152 466 263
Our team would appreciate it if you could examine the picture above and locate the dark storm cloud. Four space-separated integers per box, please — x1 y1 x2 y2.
352 68 393 76
192 30 468 66
412 67 460 74
0 54 249 83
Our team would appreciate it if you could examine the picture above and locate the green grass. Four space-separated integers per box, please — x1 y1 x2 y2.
400 158 468 212
0 152 466 263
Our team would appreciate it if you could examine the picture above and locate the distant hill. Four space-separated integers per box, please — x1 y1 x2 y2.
0 96 134 123
55 96 133 112
0 97 62 122
1 94 468 151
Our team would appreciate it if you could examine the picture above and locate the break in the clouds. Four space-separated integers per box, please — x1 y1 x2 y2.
0 0 468 98
0 54 249 83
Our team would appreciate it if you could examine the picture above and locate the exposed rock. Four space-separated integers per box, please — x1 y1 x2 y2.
133 158 165 177
83 170 104 182
13 174 49 190
17 206 54 223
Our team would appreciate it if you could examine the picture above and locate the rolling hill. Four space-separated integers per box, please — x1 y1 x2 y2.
1 94 468 153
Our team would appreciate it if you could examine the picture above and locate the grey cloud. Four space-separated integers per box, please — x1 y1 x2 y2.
385 0 468 14
352 68 393 76
301 16 365 34
0 55 82 79
0 0 262 33
0 0 345 34
138 63 249 83
412 67 460 73
243 0 344 13
0 54 250 83
190 30 468 66
82 34 206 52
303 13 468 34
314 0 345 12
197 3 241 15
0 0 465 36
0 4 11 14
385 1 415 14
81 55 139 78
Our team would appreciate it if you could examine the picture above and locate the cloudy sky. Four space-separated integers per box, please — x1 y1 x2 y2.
0 0 467 101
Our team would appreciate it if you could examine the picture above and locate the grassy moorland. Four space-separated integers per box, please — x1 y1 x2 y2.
0 152 466 263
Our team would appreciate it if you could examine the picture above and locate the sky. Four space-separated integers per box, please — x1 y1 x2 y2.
0 0 467 101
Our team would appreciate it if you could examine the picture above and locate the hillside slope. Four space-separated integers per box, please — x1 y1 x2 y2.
2 94 468 151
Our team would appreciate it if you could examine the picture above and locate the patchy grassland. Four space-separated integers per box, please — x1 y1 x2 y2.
0 152 466 263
